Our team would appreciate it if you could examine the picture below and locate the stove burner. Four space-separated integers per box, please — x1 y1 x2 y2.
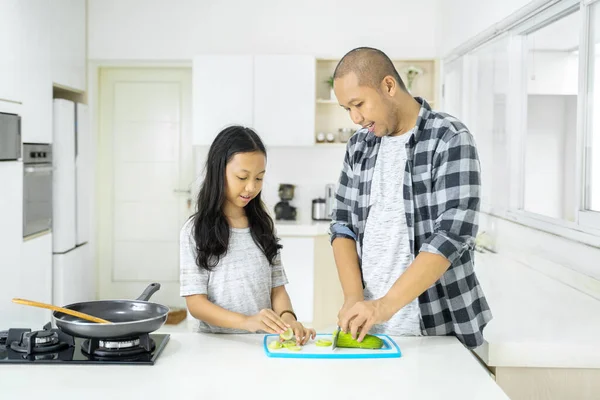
6 327 74 355
81 334 156 358
0 331 8 348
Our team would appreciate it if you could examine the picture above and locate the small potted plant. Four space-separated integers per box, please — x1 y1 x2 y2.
326 76 336 101
404 66 424 91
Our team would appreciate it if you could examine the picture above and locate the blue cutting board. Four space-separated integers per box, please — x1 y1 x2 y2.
263 333 402 359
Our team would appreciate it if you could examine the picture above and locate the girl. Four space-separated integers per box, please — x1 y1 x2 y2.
179 125 316 345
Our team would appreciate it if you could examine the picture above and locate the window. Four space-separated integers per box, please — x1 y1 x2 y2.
468 36 510 213
441 0 600 242
521 8 580 222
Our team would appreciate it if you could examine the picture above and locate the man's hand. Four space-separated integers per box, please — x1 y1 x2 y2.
337 296 363 323
338 299 394 343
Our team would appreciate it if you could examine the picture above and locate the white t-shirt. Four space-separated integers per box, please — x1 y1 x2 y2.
361 130 423 336
179 219 289 333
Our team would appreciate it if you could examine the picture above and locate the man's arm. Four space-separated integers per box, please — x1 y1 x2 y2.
329 148 364 318
333 237 364 305
339 130 482 341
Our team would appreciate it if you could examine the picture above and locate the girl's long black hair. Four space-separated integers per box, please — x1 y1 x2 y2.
191 125 281 271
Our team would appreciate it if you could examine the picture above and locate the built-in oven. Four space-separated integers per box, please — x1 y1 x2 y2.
23 143 53 238
0 112 21 161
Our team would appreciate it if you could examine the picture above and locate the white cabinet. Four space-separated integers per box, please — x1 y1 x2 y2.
75 103 91 245
253 55 315 147
20 0 53 144
192 55 316 147
20 234 53 327
52 99 77 253
0 0 22 103
50 0 86 91
54 243 93 306
0 162 24 325
279 237 315 323
193 55 254 146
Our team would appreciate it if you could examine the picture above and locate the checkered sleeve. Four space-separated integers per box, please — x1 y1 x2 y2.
419 130 480 265
329 146 358 243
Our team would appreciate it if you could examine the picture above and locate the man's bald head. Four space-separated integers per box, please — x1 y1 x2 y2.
333 47 407 92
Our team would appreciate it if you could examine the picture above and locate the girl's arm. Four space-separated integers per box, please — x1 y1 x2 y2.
271 285 297 325
185 294 289 333
185 294 248 330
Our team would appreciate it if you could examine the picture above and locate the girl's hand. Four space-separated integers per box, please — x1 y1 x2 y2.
284 320 317 346
244 309 290 334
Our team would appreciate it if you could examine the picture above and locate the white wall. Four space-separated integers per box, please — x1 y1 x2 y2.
87 0 439 60
437 0 534 56
194 145 347 224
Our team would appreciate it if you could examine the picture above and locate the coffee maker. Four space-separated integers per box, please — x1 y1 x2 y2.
274 184 297 221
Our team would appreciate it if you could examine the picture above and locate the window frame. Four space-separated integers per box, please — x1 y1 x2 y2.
441 0 600 247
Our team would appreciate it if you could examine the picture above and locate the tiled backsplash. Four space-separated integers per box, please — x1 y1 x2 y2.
193 145 347 223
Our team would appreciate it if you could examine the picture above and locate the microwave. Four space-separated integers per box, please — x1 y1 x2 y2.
0 112 21 161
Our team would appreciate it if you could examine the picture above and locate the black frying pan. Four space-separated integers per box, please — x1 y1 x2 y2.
52 283 170 339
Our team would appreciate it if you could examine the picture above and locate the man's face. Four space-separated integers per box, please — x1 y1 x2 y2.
334 72 397 137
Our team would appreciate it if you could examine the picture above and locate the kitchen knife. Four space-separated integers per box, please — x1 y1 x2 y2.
332 326 341 350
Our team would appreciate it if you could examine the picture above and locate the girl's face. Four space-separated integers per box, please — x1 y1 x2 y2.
224 151 266 211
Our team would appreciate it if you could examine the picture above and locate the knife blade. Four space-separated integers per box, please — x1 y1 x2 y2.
332 326 341 350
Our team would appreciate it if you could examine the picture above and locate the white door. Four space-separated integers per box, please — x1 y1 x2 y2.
98 68 193 308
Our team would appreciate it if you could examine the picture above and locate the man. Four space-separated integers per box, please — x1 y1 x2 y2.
329 47 492 350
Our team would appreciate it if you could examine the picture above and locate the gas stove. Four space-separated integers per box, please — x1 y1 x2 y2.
0 322 170 365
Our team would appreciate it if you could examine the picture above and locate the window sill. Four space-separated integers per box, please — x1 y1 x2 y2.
482 206 600 249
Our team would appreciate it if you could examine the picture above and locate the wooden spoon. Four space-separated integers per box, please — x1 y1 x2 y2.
12 298 111 324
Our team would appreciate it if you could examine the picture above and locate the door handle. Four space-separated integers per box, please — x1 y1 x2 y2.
173 189 191 194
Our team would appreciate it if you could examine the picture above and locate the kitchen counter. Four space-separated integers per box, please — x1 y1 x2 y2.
474 251 600 369
1 333 508 399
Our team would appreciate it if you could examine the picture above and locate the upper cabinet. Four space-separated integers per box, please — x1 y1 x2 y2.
192 55 316 147
20 0 53 144
50 0 86 92
0 1 22 103
253 55 315 147
193 55 254 146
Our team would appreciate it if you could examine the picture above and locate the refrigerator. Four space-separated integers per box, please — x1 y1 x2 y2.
52 99 93 306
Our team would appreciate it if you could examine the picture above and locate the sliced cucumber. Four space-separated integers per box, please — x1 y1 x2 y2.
282 340 297 348
287 345 302 351
268 340 283 350
315 339 332 347
279 327 294 341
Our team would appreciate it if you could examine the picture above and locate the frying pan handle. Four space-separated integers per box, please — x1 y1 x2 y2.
136 283 161 301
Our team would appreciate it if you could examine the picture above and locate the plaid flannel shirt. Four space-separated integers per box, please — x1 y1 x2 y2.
329 97 492 349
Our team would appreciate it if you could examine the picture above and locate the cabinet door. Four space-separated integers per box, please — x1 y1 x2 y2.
21 0 53 143
21 234 53 327
192 55 254 145
0 162 23 325
53 243 93 306
51 0 86 91
253 55 315 147
279 237 314 323
0 0 22 103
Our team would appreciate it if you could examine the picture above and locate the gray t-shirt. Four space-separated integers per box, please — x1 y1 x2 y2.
361 130 423 336
179 219 289 333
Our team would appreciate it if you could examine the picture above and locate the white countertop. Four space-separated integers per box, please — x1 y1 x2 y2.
275 221 331 237
474 251 600 369
1 333 508 399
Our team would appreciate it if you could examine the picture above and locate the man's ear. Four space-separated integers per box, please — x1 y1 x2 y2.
381 75 397 97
